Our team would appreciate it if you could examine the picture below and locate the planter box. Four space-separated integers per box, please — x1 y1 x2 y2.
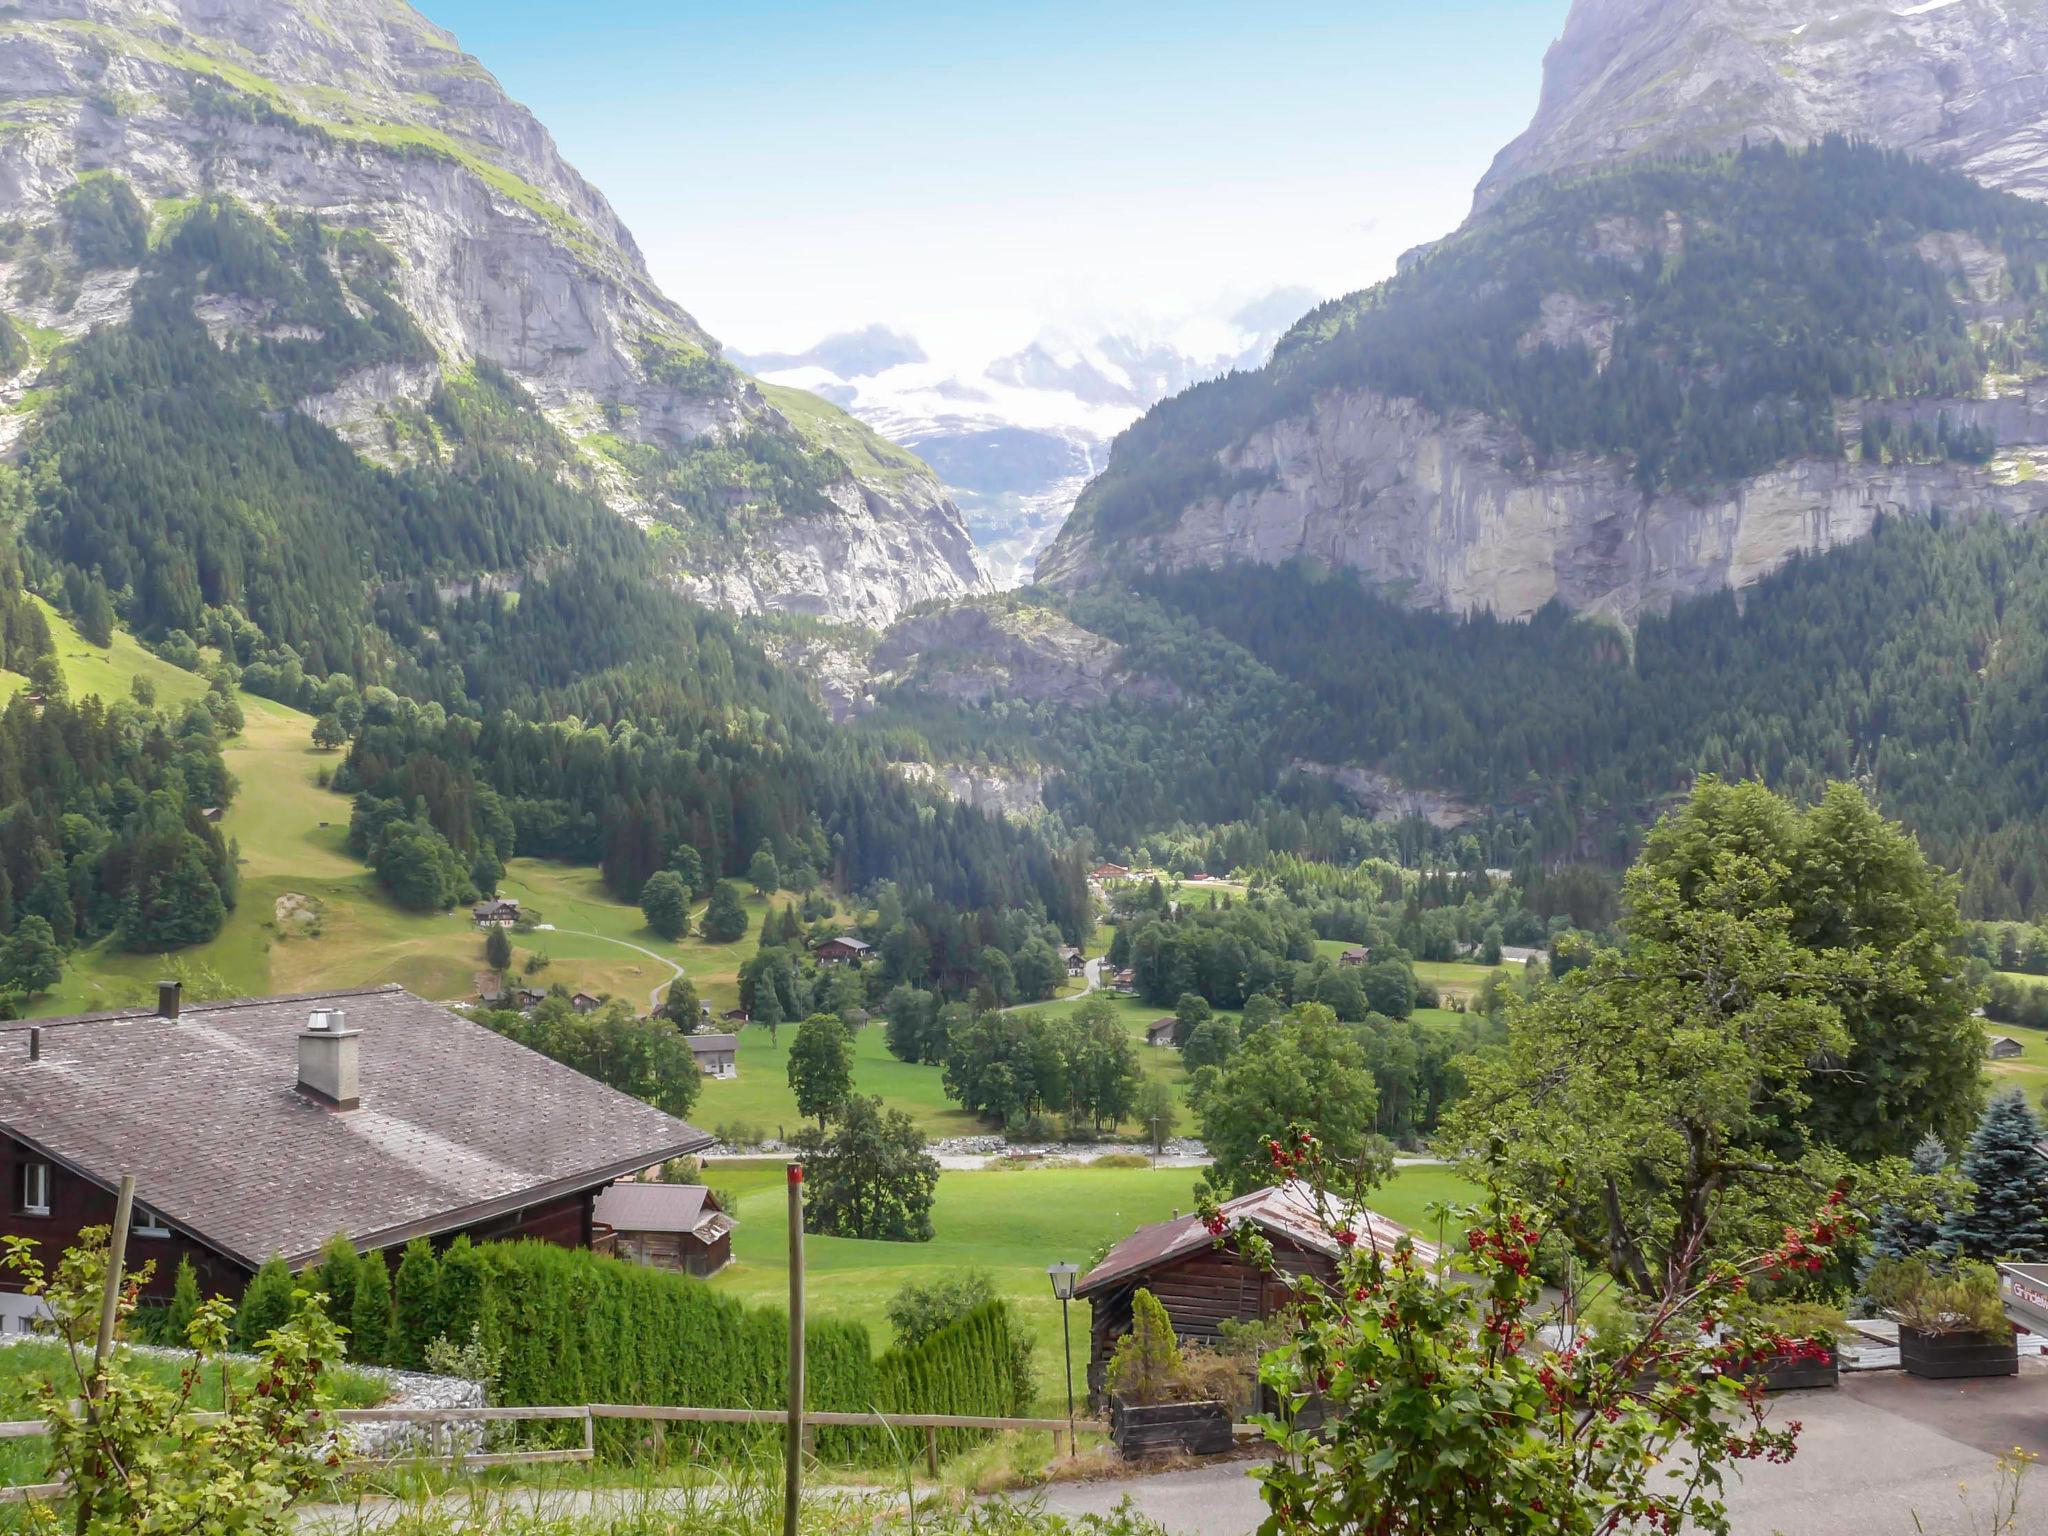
1898 1324 2018 1380
1109 1395 1232 1458
1752 1346 1839 1393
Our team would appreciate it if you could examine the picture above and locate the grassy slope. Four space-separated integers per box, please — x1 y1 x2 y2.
706 1160 1477 1412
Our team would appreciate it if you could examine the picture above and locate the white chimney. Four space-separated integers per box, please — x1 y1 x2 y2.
297 1008 360 1110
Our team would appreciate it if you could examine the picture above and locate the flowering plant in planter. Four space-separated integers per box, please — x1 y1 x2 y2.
1202 1131 1856 1536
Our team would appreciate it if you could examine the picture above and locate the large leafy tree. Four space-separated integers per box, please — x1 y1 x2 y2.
795 1094 938 1241
638 869 691 941
1189 1003 1378 1197
787 1014 855 1127
1449 778 1980 1297
700 880 749 943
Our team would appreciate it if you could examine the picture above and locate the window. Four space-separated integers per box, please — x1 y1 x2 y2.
130 1204 169 1238
15 1161 50 1217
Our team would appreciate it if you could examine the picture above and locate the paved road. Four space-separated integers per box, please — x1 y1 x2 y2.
1033 1369 2048 1536
548 927 685 1011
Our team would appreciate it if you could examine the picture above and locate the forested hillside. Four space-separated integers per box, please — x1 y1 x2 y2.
866 515 2048 918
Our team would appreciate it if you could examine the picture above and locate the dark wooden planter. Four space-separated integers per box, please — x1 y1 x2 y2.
1898 1324 2018 1380
1752 1346 1840 1393
1109 1395 1232 1458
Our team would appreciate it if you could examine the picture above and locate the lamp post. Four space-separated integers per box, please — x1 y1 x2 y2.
1047 1261 1080 1454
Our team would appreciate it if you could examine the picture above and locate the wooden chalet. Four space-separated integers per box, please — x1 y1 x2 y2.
1337 946 1372 967
686 1032 739 1078
472 897 522 928
1089 862 1130 882
592 1182 733 1278
1075 1182 1437 1404
0 985 710 1334
1145 1018 1178 1048
570 990 604 1014
812 935 872 966
1059 946 1087 977
1989 1035 2026 1060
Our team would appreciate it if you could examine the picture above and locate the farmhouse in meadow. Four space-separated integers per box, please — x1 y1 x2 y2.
1989 1035 2026 1060
472 897 521 927
0 984 711 1335
1059 946 1086 977
1146 1018 1178 1048
686 1032 740 1078
593 1182 734 1278
1075 1182 1439 1404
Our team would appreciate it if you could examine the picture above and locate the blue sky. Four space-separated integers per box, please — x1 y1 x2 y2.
416 1 1572 358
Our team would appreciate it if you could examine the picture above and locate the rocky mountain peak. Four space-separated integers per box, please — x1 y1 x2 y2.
0 0 990 625
1476 0 2048 210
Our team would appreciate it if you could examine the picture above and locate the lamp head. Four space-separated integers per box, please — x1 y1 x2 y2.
1048 1260 1080 1300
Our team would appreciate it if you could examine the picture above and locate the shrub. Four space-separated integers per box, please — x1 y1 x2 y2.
875 1299 1034 1458
313 1233 363 1339
231 1253 295 1350
390 1236 443 1369
888 1270 1000 1348
1866 1255 2011 1335
1106 1288 1189 1406
350 1253 391 1365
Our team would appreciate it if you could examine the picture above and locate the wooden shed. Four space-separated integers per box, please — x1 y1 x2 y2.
1075 1181 1437 1404
591 1182 734 1278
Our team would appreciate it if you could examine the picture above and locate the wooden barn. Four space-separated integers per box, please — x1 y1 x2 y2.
592 1182 734 1277
1075 1182 1437 1403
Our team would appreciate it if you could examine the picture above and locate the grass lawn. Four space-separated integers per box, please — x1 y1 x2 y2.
0 597 211 710
0 1338 386 1487
705 1161 1476 1413
1986 1021 2048 1092
697 1022 982 1143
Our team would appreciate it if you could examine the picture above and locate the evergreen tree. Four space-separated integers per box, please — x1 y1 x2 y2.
232 1254 296 1350
1941 1089 2048 1260
313 1233 363 1338
483 924 513 971
639 869 690 941
753 977 784 1041
390 1236 443 1369
350 1254 392 1366
163 1255 202 1344
701 881 748 943
1869 1134 1952 1262
667 843 706 898
659 974 704 1032
435 1235 488 1347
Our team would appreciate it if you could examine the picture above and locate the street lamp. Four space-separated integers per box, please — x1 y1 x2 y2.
1047 1261 1080 1453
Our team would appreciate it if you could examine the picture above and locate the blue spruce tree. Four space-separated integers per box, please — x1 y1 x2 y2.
1868 1133 1951 1263
1940 1089 2048 1261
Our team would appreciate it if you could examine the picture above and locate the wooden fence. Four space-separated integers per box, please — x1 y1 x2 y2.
0 1402 1113 1503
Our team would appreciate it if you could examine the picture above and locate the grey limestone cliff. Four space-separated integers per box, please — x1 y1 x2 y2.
0 0 988 625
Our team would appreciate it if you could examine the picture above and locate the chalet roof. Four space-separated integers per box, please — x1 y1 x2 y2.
815 935 871 952
686 1033 739 1055
592 1181 731 1241
1076 1181 1438 1297
0 986 711 1270
1146 1018 1177 1040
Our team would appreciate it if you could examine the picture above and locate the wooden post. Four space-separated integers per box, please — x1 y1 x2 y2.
783 1163 805 1536
90 1176 137 1398
924 1423 939 1478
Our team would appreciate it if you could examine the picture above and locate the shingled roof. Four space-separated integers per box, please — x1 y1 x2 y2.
0 986 711 1269
1075 1181 1439 1297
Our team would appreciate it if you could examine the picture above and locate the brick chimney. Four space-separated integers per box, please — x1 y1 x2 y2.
297 1007 360 1110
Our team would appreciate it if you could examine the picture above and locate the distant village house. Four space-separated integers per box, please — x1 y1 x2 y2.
473 897 522 928
570 990 604 1014
812 935 871 966
1337 946 1372 967
1146 1018 1178 1048
1059 946 1086 977
592 1182 733 1278
1989 1035 2025 1060
686 1032 739 1078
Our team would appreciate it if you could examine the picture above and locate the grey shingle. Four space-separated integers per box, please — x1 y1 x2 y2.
0 986 711 1267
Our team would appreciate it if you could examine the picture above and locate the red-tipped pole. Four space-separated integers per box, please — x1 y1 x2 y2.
785 1162 805 1536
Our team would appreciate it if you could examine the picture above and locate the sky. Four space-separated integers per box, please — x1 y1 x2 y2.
414 1 1573 362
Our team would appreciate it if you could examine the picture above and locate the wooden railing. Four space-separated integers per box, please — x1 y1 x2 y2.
0 1402 1112 1502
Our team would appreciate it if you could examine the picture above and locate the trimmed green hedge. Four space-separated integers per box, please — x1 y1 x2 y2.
378 1239 1027 1464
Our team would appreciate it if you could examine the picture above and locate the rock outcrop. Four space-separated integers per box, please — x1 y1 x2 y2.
1476 0 2048 211
0 0 988 625
868 601 1178 709
1040 384 2048 623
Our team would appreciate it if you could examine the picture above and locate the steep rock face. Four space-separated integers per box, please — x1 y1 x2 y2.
1477 0 2048 210
1040 384 2048 623
868 601 1179 709
0 0 987 625
891 761 1050 821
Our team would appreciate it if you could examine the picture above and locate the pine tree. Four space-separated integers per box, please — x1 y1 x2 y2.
163 1255 202 1345
390 1236 443 1369
1869 1134 1951 1262
232 1254 296 1350
350 1254 392 1366
701 881 748 943
1941 1089 2048 1260
484 924 513 971
435 1235 488 1348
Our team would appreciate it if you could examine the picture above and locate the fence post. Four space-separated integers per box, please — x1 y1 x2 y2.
784 1162 805 1536
924 1423 939 1478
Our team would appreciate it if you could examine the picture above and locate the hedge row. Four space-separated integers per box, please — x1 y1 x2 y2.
370 1238 1022 1463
